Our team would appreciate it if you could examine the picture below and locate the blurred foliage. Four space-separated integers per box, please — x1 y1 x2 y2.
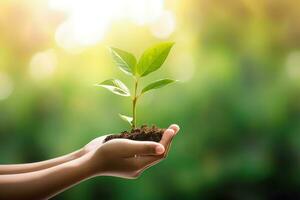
1 0 300 199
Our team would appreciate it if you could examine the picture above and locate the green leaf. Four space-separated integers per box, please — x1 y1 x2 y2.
141 79 177 94
110 47 137 75
119 114 133 126
95 79 130 96
137 42 174 77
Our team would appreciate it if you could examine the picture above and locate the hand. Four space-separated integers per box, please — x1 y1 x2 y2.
84 124 180 179
0 125 179 200
83 135 107 154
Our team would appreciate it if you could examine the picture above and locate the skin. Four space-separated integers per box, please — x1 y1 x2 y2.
0 150 85 175
0 124 180 200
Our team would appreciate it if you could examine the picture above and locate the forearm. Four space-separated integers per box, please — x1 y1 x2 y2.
0 153 94 200
0 149 85 175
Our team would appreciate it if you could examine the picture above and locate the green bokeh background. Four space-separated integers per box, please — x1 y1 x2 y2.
1 0 300 199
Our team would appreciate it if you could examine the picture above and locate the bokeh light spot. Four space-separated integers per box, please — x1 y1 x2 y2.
29 49 57 80
0 72 14 100
286 51 300 80
150 10 176 39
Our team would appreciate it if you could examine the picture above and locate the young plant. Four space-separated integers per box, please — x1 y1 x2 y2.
95 42 176 129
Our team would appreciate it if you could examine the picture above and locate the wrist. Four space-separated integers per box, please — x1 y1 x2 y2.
81 151 104 177
74 148 85 158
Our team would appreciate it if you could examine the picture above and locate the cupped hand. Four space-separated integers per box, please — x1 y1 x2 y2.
85 124 180 179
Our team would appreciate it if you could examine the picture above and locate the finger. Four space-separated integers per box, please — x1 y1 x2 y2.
160 128 175 154
128 125 180 169
163 125 180 156
168 124 180 134
115 140 165 157
134 128 176 167
160 129 175 146
126 155 161 170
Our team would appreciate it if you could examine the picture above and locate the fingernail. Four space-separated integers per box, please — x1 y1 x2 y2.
168 129 175 136
171 124 180 132
156 145 165 154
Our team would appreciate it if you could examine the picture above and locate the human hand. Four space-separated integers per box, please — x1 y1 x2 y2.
83 135 107 154
84 124 180 179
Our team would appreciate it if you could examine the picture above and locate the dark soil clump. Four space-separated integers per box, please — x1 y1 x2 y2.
104 125 165 143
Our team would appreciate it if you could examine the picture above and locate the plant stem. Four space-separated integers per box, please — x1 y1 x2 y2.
132 78 139 129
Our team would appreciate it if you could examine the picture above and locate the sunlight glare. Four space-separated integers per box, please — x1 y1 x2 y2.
49 0 167 51
128 0 164 25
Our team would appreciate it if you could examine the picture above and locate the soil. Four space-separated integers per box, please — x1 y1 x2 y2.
104 125 165 143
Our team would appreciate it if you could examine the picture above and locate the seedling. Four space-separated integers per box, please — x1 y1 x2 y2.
95 42 177 142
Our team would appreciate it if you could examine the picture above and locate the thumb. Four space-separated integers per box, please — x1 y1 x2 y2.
120 140 165 157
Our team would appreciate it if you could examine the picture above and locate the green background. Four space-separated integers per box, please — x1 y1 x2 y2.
1 0 300 199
